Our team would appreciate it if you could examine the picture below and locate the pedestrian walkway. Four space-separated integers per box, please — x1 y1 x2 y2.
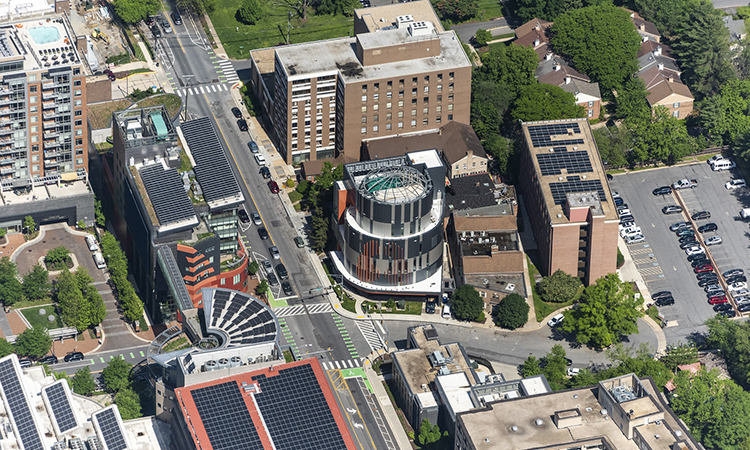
175 83 229 97
273 303 333 317
215 59 240 84
321 358 363 370
356 320 386 352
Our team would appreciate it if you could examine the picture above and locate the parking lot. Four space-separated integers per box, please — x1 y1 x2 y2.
610 161 750 343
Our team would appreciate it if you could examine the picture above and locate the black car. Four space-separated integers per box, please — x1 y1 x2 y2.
727 275 748 284
267 272 279 286
258 227 269 240
688 253 708 262
237 119 248 131
723 268 745 278
40 355 58 365
698 278 718 287
171 11 182 25
678 235 698 244
696 272 718 281
713 303 733 312
662 205 683 215
652 291 672 300
260 166 271 179
294 237 304 248
652 186 672 195
614 197 624 206
425 301 436 314
64 352 84 362
238 209 249 223
619 215 635 224
691 259 711 268
145 15 155 25
655 297 675 307
720 309 737 318
698 223 718 233
276 263 288 280
151 25 162 38
692 211 711 220
739 303 750 313
231 107 242 118
676 229 695 237
281 281 294 296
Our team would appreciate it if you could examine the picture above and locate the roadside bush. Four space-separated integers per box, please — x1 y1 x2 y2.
617 248 625 268
494 293 529 329
537 270 581 303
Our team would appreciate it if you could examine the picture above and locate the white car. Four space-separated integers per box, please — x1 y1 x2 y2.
686 246 705 256
726 179 746 190
618 209 631 217
729 282 748 292
733 288 750 297
708 155 724 164
625 234 645 244
611 191 621 199
705 236 722 246
620 226 642 238
567 368 580 376
548 313 564 327
735 296 750 304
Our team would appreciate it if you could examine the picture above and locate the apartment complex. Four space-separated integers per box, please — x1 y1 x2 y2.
248 1 471 165
518 119 618 285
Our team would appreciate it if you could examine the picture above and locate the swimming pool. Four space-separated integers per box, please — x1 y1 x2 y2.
28 27 61 45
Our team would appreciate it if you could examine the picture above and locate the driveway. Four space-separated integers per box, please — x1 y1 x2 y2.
452 18 511 43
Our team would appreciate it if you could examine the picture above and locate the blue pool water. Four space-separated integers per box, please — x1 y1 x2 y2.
28 27 61 45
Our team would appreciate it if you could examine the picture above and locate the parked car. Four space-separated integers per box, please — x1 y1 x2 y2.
258 227 269 240
692 211 711 220
652 186 673 196
103 69 116 81
548 313 564 327
261 260 273 274
231 107 242 118
686 247 705 256
251 211 262 226
620 225 642 238
739 303 750 313
145 15 155 25
698 223 718 233
269 246 280 260
260 167 271 179
267 272 279 286
625 234 645 244
619 215 635 224
705 236 723 246
694 264 714 273
704 284 723 293
723 269 745 278
294 237 305 248
567 368 581 376
696 271 718 280
655 296 675 307
714 303 733 312
708 295 728 304
729 282 748 292
617 203 629 211
670 221 690 231
676 229 695 237
614 197 624 206
268 180 280 194
276 263 288 279
726 275 747 284
18 358 32 368
689 253 709 263
612 191 621 199
247 140 259 153
720 309 737 318
733 288 750 297
672 179 698 190
678 235 698 245
40 355 58 365
281 281 294 296
238 209 249 224
64 352 84 362
151 25 162 38
663 205 683 214
652 291 672 300
680 241 700 249
237 119 248 131
691 258 711 268
425 301 436 314
698 278 719 287
726 179 746 190
708 155 725 164
618 209 631 217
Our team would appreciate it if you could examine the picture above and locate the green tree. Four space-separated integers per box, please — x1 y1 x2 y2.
431 0 477 23
470 81 515 142
567 368 598 388
102 356 131 393
0 338 14 358
94 197 106 228
593 125 632 167
177 0 216 14
56 269 90 333
15 326 52 358
494 293 529 330
542 345 569 389
417 419 441 445
616 77 650 123
315 0 359 16
629 106 695 163
660 343 699 372
702 79 750 145
237 0 265 24
633 0 699 38
112 0 160 23
23 215 35 237
0 228 6 239
562 273 643 348
520 355 543 377
672 1 733 98
248 261 260 275
22 264 50 302
450 284 484 321
256 279 269 297
310 207 329 253
45 246 70 270
475 44 539 93
71 366 97 396
115 387 142 420
536 269 581 303
473 29 491 46
511 83 585 122
550 3 641 92
0 257 24 307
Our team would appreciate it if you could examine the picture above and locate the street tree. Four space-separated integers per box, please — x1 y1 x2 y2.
71 366 97 396
0 338 13 358
511 83 585 122
520 355 543 377
536 269 581 303
562 273 642 348
0 228 6 240
550 3 641 92
112 0 160 23
15 326 52 358
248 261 260 275
115 387 142 420
493 293 529 330
237 0 265 24
432 0 477 23
56 269 90 333
22 264 50 302
102 356 132 393
256 279 269 297
23 215 35 237
450 284 484 321
542 345 569 389
473 29 491 46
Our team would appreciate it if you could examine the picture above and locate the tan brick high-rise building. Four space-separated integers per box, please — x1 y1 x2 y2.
518 118 618 285
249 1 471 165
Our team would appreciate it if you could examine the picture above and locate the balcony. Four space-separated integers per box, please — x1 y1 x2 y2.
42 80 68 90
42 91 58 100
0 88 10 96
0 166 15 175
0 127 12 136
43 101 55 110
0 136 12 144
43 121 56 129
0 157 12 165
44 150 61 158
45 159 60 167
43 130 60 139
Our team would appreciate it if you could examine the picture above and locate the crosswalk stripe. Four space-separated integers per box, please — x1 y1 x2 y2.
222 84 228 91
188 88 194 95
211 85 217 92
199 86 205 94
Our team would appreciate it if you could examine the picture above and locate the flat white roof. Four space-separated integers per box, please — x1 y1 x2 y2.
521 377 550 395
436 373 475 415
408 149 443 169
416 391 439 408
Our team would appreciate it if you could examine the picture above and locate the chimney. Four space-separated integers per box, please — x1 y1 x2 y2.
657 63 664 71
545 52 552 61
642 35 648 43
553 63 560 72
668 75 674 83
534 38 540 47
565 76 571 85
654 45 662 56
534 23 540 31
639 23 645 31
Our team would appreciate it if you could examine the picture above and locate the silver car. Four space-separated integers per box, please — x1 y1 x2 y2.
705 236 722 246
261 260 273 274
269 246 280 260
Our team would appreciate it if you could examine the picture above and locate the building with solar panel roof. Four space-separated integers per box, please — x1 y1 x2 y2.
106 109 249 323
518 118 618 285
0 354 170 450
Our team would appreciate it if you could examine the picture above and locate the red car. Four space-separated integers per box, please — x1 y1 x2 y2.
694 264 714 273
267 180 279 194
708 295 728 305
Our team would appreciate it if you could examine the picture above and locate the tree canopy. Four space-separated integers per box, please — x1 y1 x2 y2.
237 0 266 24
494 293 529 330
616 77 651 124
56 269 90 333
431 0 477 23
450 284 484 321
550 3 641 92
632 0 700 38
115 387 143 420
177 0 216 14
15 326 52 358
506 0 606 23
0 338 14 359
71 367 97 396
629 106 696 163
22 264 50 302
700 79 750 145
102 356 132 393
0 257 24 306
511 83 585 122
418 419 441 446
537 270 581 303
562 273 642 348
112 0 160 23
314 0 359 16
75 267 107 329
475 44 539 91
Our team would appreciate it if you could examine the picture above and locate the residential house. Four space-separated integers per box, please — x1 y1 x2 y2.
637 42 694 118
512 18 553 61
537 55 602 120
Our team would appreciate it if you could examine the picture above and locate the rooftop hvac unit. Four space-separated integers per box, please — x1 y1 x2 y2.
87 436 104 450
69 437 84 450
204 360 218 372
52 442 66 450
396 15 414 28
230 356 242 368
218 358 230 370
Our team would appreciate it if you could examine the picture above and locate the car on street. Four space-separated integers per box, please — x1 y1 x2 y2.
281 281 294 296
662 205 683 215
692 211 711 220
171 11 182 25
724 269 745 278
726 179 746 190
714 303 733 312
231 107 242 118
251 211 262 226
40 355 58 365
294 237 304 248
548 313 564 327
267 272 279 286
64 352 84 362
676 228 695 237
238 209 249 224
261 260 273 274
686 246 705 256
705 236 723 246
160 17 172 33
260 167 271 179
708 295 728 304
652 186 672 196
698 223 718 233
103 69 116 81
269 246 280 260
694 264 713 273
237 119 248 131
425 301 436 314
670 221 689 231
258 227 269 240
268 180 280 194
247 140 259 153
151 25 162 38
276 263 288 279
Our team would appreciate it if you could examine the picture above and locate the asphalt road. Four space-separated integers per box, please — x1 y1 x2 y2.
710 0 749 8
451 18 510 43
609 162 750 343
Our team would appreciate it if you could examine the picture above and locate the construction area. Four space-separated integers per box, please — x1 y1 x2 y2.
66 0 131 71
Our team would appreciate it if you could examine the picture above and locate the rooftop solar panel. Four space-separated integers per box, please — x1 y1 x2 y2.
139 164 197 227
527 122 584 148
0 358 44 450
93 407 128 450
536 151 593 176
181 117 244 210
43 382 78 435
253 363 349 450
549 180 606 205
192 381 264 450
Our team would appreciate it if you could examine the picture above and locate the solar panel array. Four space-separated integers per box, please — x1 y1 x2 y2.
139 164 196 226
191 381 264 450
536 151 593 176
93 408 128 450
180 117 243 208
43 382 78 434
0 358 44 450
252 363 349 450
208 291 277 347
549 180 606 205
527 122 584 148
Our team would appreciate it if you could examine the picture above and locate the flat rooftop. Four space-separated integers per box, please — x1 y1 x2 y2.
0 177 90 206
0 14 83 73
355 0 443 33
275 30 470 81
0 0 54 21
521 119 618 225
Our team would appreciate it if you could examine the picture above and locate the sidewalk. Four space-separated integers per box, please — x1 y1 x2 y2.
362 358 413 449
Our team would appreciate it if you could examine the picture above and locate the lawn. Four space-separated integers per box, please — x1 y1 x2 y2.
475 0 505 21
363 300 422 315
208 0 353 58
527 256 581 322
134 94 182 119
21 305 64 330
87 99 133 130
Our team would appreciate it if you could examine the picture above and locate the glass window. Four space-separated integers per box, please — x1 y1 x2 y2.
30 125 38 132
412 77 418 85
75 129 82 136
373 93 379 100
362 116 367 123
422 118 428 125
438 74 443 81
448 114 453 120
75 119 82 126
399 79 404 87
411 119 417 127
361 127 367 134
30 116 37 123
28 74 36 81
436 105 442 113
449 72 454 80
387 81 393 88
448 83 454 91
73 68 80 75
233 274 241 284
673 102 680 108
588 101 594 107
76 138 83 145
412 99 417 105
673 111 679 118
386 113 392 120
373 125 378 132
75 100 81 106
437 84 442 92
588 109 593 117
76 157 83 165
422 107 428 114
29 85 37 93
386 102 392 109
386 123 392 130
398 100 404 107
399 90 404 97
75 109 82 116
387 91 392 99
362 84 367 92
398 111 404 118
361 106 367 113
374 83 379 90
74 80 81 87
412 109 417 116
29 96 36 103
398 121 403 128
74 89 81 96
362 95 367 102
423 86 429 93
448 104 454 111
373 104 379 111
436 116 441 124
373 114 379 122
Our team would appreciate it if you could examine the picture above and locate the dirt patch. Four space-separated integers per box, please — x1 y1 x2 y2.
0 233 24 259
87 98 132 129
68 0 127 67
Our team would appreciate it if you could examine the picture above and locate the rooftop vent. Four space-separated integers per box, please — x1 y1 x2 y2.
408 21 434 36
511 426 518 432
535 419 543 426
396 15 414 28
600 409 608 415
